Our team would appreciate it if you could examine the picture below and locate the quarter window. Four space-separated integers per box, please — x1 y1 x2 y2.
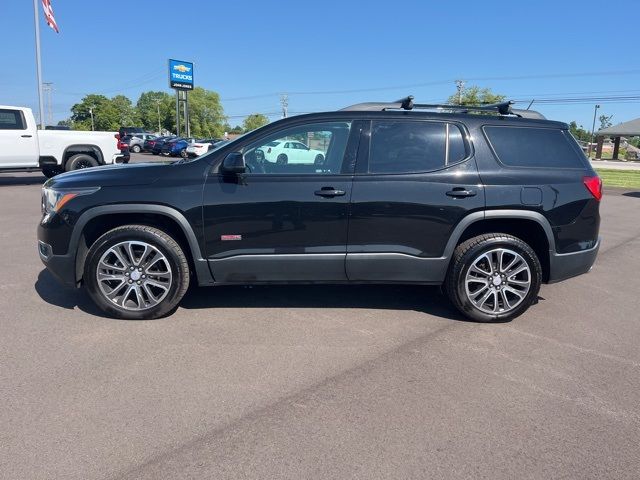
484 126 586 168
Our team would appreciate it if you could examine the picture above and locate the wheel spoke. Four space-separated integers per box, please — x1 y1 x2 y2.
117 285 135 307
111 247 129 269
470 264 491 277
133 285 146 308
507 264 528 278
491 290 500 312
97 272 126 282
500 289 512 310
146 279 169 291
100 260 126 272
504 285 525 299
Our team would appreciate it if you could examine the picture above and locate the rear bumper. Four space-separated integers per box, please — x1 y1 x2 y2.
547 237 600 283
114 153 130 164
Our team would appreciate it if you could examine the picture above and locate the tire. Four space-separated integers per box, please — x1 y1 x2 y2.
83 225 190 320
65 153 98 171
180 149 188 159
314 154 324 165
131 144 141 153
445 233 541 322
42 166 64 178
276 153 288 165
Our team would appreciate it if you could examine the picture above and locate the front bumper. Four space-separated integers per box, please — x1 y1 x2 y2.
547 237 601 283
38 240 77 287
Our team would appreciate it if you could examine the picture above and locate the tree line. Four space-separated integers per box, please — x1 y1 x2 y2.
61 87 270 137
61 84 603 142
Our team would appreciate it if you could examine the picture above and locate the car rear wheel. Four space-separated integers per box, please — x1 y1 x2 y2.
276 153 288 165
83 225 190 320
180 149 188 159
66 153 98 171
131 144 141 153
445 233 541 322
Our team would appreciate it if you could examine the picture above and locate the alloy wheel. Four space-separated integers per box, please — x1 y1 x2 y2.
464 248 531 314
96 241 173 311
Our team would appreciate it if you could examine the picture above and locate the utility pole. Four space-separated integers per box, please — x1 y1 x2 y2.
455 80 465 105
89 106 95 131
280 94 288 118
155 99 161 133
589 104 600 158
43 82 53 126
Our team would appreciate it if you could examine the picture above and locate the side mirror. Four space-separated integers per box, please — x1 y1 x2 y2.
220 152 246 174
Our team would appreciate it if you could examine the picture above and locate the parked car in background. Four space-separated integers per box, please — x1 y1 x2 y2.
151 136 176 155
260 139 326 164
118 127 148 140
186 138 224 157
143 136 160 152
0 105 128 177
161 137 196 157
128 133 157 153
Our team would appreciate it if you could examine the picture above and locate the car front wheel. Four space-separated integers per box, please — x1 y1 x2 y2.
83 225 190 319
445 233 541 322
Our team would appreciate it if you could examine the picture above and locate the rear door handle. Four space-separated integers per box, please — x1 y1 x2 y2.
21 135 33 138
446 187 477 198
315 187 346 198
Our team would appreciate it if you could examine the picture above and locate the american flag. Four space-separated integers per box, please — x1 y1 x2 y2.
41 0 59 33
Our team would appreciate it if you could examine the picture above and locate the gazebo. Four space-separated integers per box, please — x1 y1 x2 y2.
595 118 640 160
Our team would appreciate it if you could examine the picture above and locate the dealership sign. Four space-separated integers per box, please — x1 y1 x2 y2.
169 59 194 90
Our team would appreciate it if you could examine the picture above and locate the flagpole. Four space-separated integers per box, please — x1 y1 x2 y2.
33 0 45 129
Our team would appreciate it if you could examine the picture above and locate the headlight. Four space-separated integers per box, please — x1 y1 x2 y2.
41 186 100 215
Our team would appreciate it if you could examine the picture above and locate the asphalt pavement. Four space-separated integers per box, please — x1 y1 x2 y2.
1 163 639 479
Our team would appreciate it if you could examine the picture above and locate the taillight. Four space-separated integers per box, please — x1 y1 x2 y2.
117 141 127 150
194 144 202 148
583 175 602 201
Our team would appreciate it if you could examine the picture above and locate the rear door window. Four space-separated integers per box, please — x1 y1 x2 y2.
369 121 446 174
484 126 586 168
0 109 26 130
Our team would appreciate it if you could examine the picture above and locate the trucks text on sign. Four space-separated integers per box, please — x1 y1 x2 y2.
169 59 194 90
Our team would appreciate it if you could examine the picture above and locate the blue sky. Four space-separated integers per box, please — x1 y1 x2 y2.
2 0 639 129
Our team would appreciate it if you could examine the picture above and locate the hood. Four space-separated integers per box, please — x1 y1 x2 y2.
45 162 174 189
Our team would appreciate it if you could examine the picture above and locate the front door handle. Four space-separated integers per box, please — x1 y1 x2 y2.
446 187 477 198
315 187 346 198
21 135 33 138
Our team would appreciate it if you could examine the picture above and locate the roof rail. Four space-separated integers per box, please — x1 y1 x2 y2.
340 95 546 120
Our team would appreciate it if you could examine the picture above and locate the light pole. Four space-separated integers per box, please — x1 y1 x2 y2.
589 104 600 158
89 107 95 131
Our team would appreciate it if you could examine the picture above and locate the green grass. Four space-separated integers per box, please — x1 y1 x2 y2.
596 169 640 189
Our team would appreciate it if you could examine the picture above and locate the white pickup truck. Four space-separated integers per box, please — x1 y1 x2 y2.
0 105 129 178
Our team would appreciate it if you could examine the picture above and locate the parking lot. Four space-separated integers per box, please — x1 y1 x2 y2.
1 162 640 479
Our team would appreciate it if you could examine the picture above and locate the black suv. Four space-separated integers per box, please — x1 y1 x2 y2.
37 97 601 321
